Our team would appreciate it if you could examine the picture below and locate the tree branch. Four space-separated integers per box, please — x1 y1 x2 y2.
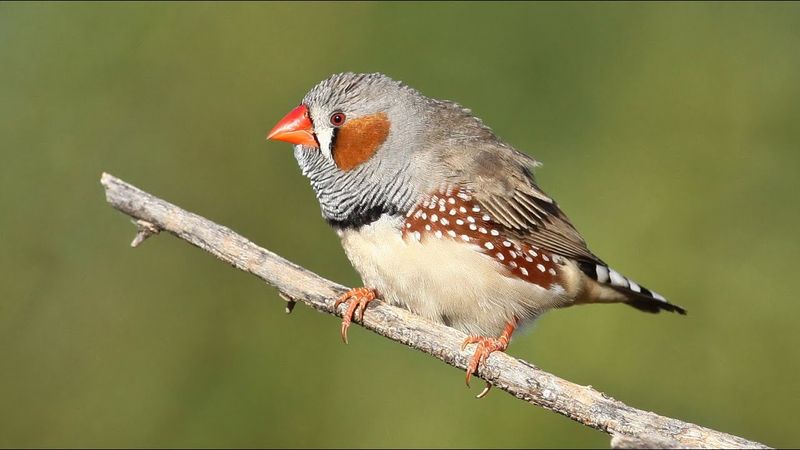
100 173 769 449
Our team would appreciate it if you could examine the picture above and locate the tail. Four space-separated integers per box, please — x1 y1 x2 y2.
576 261 687 315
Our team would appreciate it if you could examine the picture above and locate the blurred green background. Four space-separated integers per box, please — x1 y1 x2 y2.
1 1 798 447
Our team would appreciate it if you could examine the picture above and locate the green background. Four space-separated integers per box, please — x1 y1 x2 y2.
2 2 798 447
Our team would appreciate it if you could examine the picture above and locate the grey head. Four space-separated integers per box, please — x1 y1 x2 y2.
268 72 510 230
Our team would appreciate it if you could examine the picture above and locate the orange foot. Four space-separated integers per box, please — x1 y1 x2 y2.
333 287 377 344
460 320 517 391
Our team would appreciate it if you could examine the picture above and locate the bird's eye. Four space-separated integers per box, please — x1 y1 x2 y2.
330 112 346 127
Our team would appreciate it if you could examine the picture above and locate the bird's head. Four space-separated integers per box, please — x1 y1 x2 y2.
268 72 429 169
267 72 497 229
267 73 428 228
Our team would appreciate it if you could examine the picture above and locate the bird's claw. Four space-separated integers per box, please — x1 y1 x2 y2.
333 287 377 344
461 335 509 388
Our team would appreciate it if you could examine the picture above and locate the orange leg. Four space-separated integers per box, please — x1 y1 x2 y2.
333 287 377 344
461 319 518 388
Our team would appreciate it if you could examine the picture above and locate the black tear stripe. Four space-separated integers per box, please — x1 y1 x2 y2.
329 126 339 157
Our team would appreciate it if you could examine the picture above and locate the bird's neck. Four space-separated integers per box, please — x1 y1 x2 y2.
294 147 415 230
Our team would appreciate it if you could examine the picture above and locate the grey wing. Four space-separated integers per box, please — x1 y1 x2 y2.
441 141 604 265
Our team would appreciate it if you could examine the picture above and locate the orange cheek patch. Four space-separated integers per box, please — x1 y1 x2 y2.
332 113 390 171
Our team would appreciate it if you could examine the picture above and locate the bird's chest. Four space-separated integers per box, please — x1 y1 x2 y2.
336 215 560 336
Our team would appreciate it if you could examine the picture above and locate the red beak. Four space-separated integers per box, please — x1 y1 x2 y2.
267 104 318 148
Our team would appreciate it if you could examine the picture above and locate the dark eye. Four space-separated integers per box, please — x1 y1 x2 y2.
330 112 346 127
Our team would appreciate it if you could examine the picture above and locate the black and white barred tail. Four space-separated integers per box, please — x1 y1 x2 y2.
577 261 687 315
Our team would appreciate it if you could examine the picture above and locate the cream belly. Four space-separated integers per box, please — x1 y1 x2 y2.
337 215 573 336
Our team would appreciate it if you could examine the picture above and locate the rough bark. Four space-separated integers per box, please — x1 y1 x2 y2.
100 172 769 449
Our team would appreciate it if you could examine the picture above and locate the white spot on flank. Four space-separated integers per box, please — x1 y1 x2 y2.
503 241 512 248
440 218 449 225
459 206 467 213
490 229 499 236
405 222 411 228
421 212 427 220
482 214 491 221
461 235 470 242
467 216 475 223
425 224 431 231
435 230 442 239
537 264 546 272
448 230 457 237
548 268 557 276
456 219 464 225
525 256 533 262
528 249 537 257
542 254 549 262
448 197 455 204
496 253 505 261
431 214 438 222
484 242 494 250
478 227 487 234
520 267 528 276
509 261 517 268
414 210 422 218
469 224 477 231
472 206 481 212
449 208 457 215
439 205 446 212
413 231 421 241
509 251 517 258
458 192 470 200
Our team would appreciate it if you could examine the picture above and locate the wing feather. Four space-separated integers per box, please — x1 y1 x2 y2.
439 141 603 264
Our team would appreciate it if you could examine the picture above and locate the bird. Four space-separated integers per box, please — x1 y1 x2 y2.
267 72 686 390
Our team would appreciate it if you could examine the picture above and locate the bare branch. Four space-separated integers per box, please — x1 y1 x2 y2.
130 219 160 247
100 172 769 449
